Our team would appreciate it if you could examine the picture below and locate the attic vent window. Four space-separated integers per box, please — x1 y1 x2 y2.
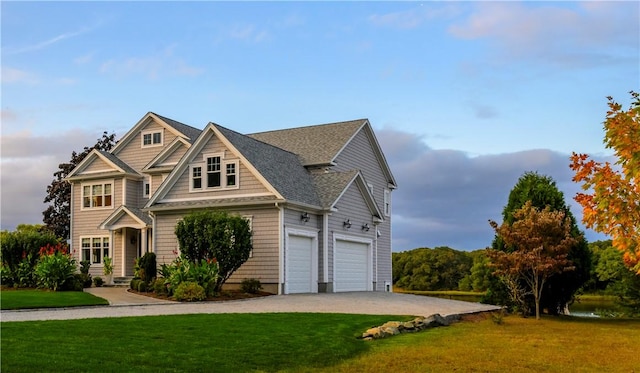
142 129 163 147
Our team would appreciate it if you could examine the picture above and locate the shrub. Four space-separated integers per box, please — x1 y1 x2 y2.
241 278 262 294
137 281 148 292
154 277 168 295
130 278 141 290
175 210 252 292
173 281 205 302
0 225 59 285
162 254 219 297
64 274 84 292
79 260 91 275
34 243 76 291
138 252 157 282
93 276 104 287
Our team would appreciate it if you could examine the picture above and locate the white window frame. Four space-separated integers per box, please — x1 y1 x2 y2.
80 236 110 266
141 129 164 148
383 189 391 217
81 181 114 210
189 153 240 192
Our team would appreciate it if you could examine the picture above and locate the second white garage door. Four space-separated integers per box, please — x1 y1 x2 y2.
334 239 371 292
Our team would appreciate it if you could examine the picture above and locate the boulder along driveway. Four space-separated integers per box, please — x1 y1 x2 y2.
0 290 500 322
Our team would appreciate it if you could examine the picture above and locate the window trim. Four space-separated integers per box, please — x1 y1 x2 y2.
141 129 164 148
80 236 110 266
143 177 151 198
81 180 115 210
383 189 391 217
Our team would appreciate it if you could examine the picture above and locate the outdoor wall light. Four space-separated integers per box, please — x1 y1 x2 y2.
362 223 370 232
343 219 352 229
301 212 310 222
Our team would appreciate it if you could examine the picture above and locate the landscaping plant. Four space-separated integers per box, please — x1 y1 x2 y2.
34 243 76 291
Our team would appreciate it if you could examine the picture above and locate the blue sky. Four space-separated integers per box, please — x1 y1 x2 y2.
1 1 638 252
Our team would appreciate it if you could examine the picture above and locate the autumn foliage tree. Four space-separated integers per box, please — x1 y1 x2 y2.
488 202 577 320
570 91 640 274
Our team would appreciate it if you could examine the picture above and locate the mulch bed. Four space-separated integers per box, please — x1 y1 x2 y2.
127 288 274 302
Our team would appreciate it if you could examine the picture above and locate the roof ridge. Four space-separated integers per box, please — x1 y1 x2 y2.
150 112 202 132
248 118 367 136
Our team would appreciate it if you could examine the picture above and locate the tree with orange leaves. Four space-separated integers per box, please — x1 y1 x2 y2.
488 202 577 320
570 91 640 274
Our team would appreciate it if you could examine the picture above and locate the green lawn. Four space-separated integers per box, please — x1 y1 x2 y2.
1 313 403 372
2 312 638 372
0 289 109 310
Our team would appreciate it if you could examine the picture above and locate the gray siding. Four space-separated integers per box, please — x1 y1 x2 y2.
332 128 392 291
127 178 141 208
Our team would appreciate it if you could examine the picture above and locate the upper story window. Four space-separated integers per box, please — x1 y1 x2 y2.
141 129 163 148
190 153 239 192
143 177 151 198
383 189 391 217
82 182 113 209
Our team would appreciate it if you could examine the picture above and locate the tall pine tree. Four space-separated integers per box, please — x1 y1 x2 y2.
43 132 116 239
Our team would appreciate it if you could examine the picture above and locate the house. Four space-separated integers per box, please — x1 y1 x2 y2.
66 112 397 294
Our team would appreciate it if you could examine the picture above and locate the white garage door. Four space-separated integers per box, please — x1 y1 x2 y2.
287 235 314 294
335 239 370 292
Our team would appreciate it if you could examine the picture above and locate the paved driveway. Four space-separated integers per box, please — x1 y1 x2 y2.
1 288 500 322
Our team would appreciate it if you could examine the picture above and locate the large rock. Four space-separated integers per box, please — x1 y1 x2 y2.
361 314 455 340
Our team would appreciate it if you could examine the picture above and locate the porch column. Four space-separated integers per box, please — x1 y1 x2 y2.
121 230 126 277
141 227 148 254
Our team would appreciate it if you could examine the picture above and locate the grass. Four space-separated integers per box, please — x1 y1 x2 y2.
0 289 109 310
2 313 638 372
1 313 403 372
316 314 640 373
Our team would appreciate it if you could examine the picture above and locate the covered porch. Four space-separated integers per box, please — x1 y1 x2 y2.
100 206 153 277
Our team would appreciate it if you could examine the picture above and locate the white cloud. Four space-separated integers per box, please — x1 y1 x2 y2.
100 45 204 80
4 28 90 55
1 67 38 84
448 1 639 67
368 4 461 29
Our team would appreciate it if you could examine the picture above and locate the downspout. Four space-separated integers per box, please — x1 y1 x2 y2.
322 212 329 285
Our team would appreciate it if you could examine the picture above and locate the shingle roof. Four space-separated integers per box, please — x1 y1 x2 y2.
148 195 280 212
214 124 322 207
312 170 358 209
152 112 202 144
248 119 366 166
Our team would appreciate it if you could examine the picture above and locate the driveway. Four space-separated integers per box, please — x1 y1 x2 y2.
1 288 500 322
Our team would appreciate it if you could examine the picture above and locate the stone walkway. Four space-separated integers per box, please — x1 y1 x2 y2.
1 288 500 322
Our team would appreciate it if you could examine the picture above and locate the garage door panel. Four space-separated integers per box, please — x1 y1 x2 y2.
335 239 369 292
287 235 314 294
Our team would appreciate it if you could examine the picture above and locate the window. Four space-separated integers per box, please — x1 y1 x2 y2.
143 178 150 198
191 153 239 192
226 163 236 186
192 166 202 189
383 189 391 217
142 130 163 147
82 182 113 209
81 237 109 265
207 156 221 187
